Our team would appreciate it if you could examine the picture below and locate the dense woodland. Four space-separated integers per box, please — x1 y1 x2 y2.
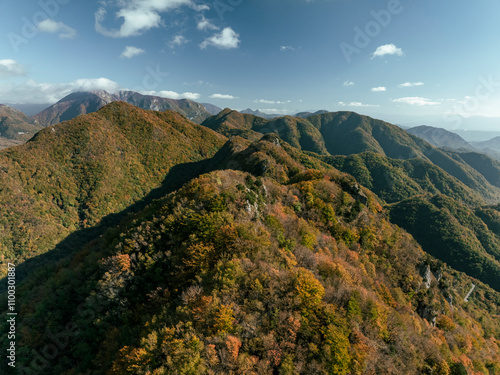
1 102 500 374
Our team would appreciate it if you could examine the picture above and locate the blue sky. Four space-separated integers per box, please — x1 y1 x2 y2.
1 0 500 128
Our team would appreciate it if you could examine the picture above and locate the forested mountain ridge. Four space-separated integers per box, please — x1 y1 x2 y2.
203 110 500 203
0 101 226 274
319 152 500 292
1 103 500 374
1 131 499 374
200 110 500 294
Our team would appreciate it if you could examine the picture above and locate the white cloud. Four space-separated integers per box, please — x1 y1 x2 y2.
280 45 295 52
72 78 120 92
169 34 189 47
120 46 145 58
95 7 159 38
343 80 355 87
210 93 239 99
371 44 403 58
95 0 201 38
194 4 210 11
338 101 379 107
0 76 203 104
257 108 292 115
254 99 291 104
38 19 77 39
0 78 120 104
371 87 386 92
197 16 218 31
140 90 200 100
200 27 240 49
399 82 424 88
392 97 440 106
0 59 26 78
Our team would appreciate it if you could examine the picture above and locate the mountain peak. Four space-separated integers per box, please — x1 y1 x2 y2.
32 90 213 127
89 89 111 95
88 89 116 102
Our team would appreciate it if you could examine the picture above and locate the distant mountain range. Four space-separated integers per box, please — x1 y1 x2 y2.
470 136 500 159
32 90 214 127
239 108 282 119
295 110 330 118
4 92 500 168
407 124 500 160
239 108 330 119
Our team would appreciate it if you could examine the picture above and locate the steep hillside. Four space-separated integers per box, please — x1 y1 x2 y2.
306 112 500 201
0 102 226 271
458 151 500 188
407 125 473 150
32 90 213 127
203 110 500 202
322 152 481 205
201 108 267 141
1 105 500 374
318 152 500 293
2 137 499 374
306 111 418 157
202 110 329 155
202 110 500 292
0 104 42 141
388 195 500 291
260 116 329 155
